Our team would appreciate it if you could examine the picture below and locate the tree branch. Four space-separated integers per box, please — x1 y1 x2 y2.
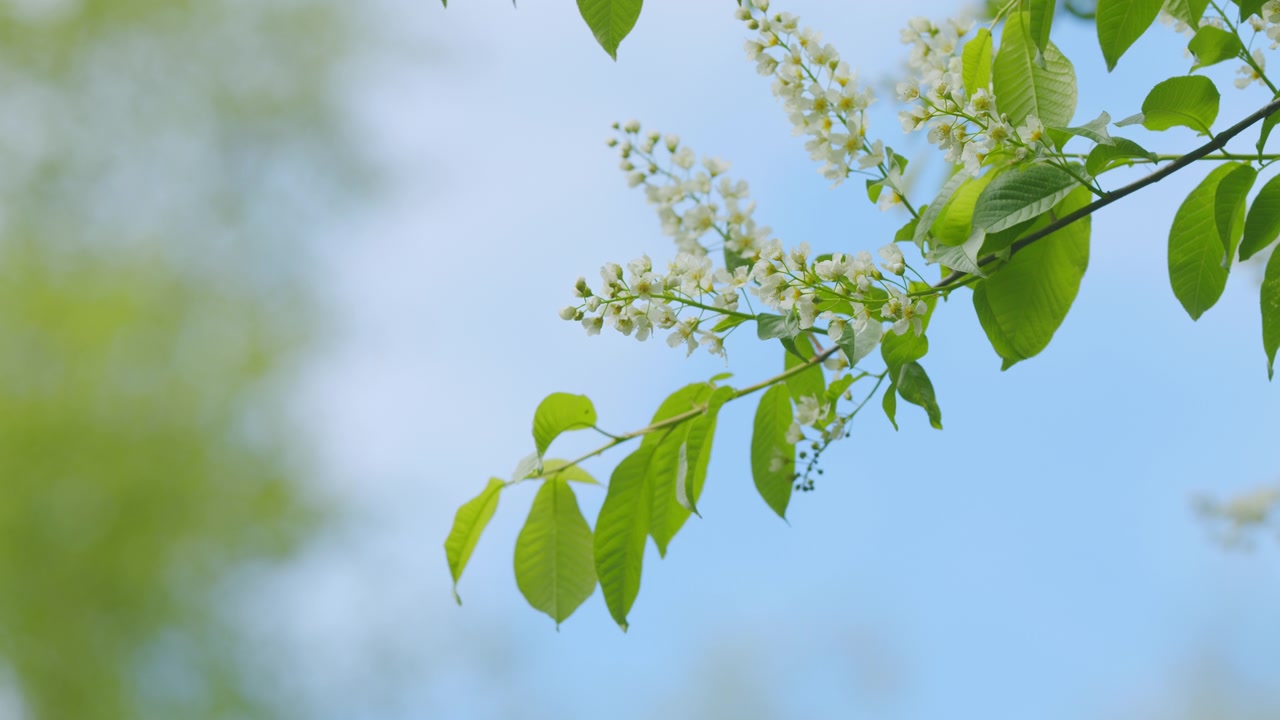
934 96 1280 291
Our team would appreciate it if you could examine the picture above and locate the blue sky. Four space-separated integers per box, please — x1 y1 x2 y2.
277 2 1280 717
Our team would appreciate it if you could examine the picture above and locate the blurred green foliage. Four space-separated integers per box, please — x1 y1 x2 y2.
0 0 363 717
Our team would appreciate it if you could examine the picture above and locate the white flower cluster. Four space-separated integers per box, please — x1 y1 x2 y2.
609 121 773 260
896 16 1046 174
1196 484 1280 549
735 0 880 184
559 251 751 357
746 239 929 337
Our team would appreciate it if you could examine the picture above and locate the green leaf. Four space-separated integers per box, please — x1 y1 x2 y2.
962 28 994 96
881 383 899 431
784 333 825 404
835 321 884 367
712 314 750 333
1057 111 1114 146
444 478 503 604
577 0 644 60
1213 164 1256 269
647 385 732 555
993 11 1078 129
1024 0 1057 55
881 290 938 380
756 313 800 340
934 172 998 246
1095 0 1164 71
895 361 943 430
1238 0 1266 21
972 186 1091 368
932 230 988 277
751 384 794 519
514 479 597 627
1168 163 1243 320
1258 111 1280 154
972 162 1080 234
895 217 920 243
914 170 971 249
532 393 597 457
1241 174 1280 261
594 446 653 631
1085 137 1158 175
1262 248 1280 379
1188 25 1243 70
676 385 733 517
1164 0 1210 26
538 459 599 485
1141 76 1219 136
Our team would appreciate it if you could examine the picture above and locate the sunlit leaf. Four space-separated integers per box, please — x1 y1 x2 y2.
1240 174 1280 261
514 479 596 627
594 446 653 631
444 478 503 604
750 385 794 519
577 0 644 60
993 11 1077 128
1095 0 1164 71
1141 75 1219 136
972 187 1091 368
532 393 597 457
1168 163 1242 320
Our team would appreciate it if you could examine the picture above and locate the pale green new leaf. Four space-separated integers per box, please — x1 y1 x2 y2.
751 384 794 519
1262 249 1280 379
577 0 644 60
1168 164 1241 320
532 393 596 457
1085 137 1157 175
1213 164 1255 268
1141 76 1219 135
972 187 1091 368
1240 174 1280 261
594 446 653 631
962 28 993 96
1188 25 1243 70
895 361 943 430
972 162 1079 233
993 12 1078 129
1095 0 1164 71
444 478 504 604
514 479 596 627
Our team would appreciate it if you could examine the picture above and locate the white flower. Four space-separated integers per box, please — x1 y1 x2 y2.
703 157 731 176
582 316 603 336
623 119 641 133
828 316 848 343
1235 49 1267 89
794 395 823 426
878 243 906 275
558 306 578 321
784 422 804 444
1016 115 1045 146
672 147 696 170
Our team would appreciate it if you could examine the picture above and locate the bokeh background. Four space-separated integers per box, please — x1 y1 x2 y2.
1 0 1277 718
